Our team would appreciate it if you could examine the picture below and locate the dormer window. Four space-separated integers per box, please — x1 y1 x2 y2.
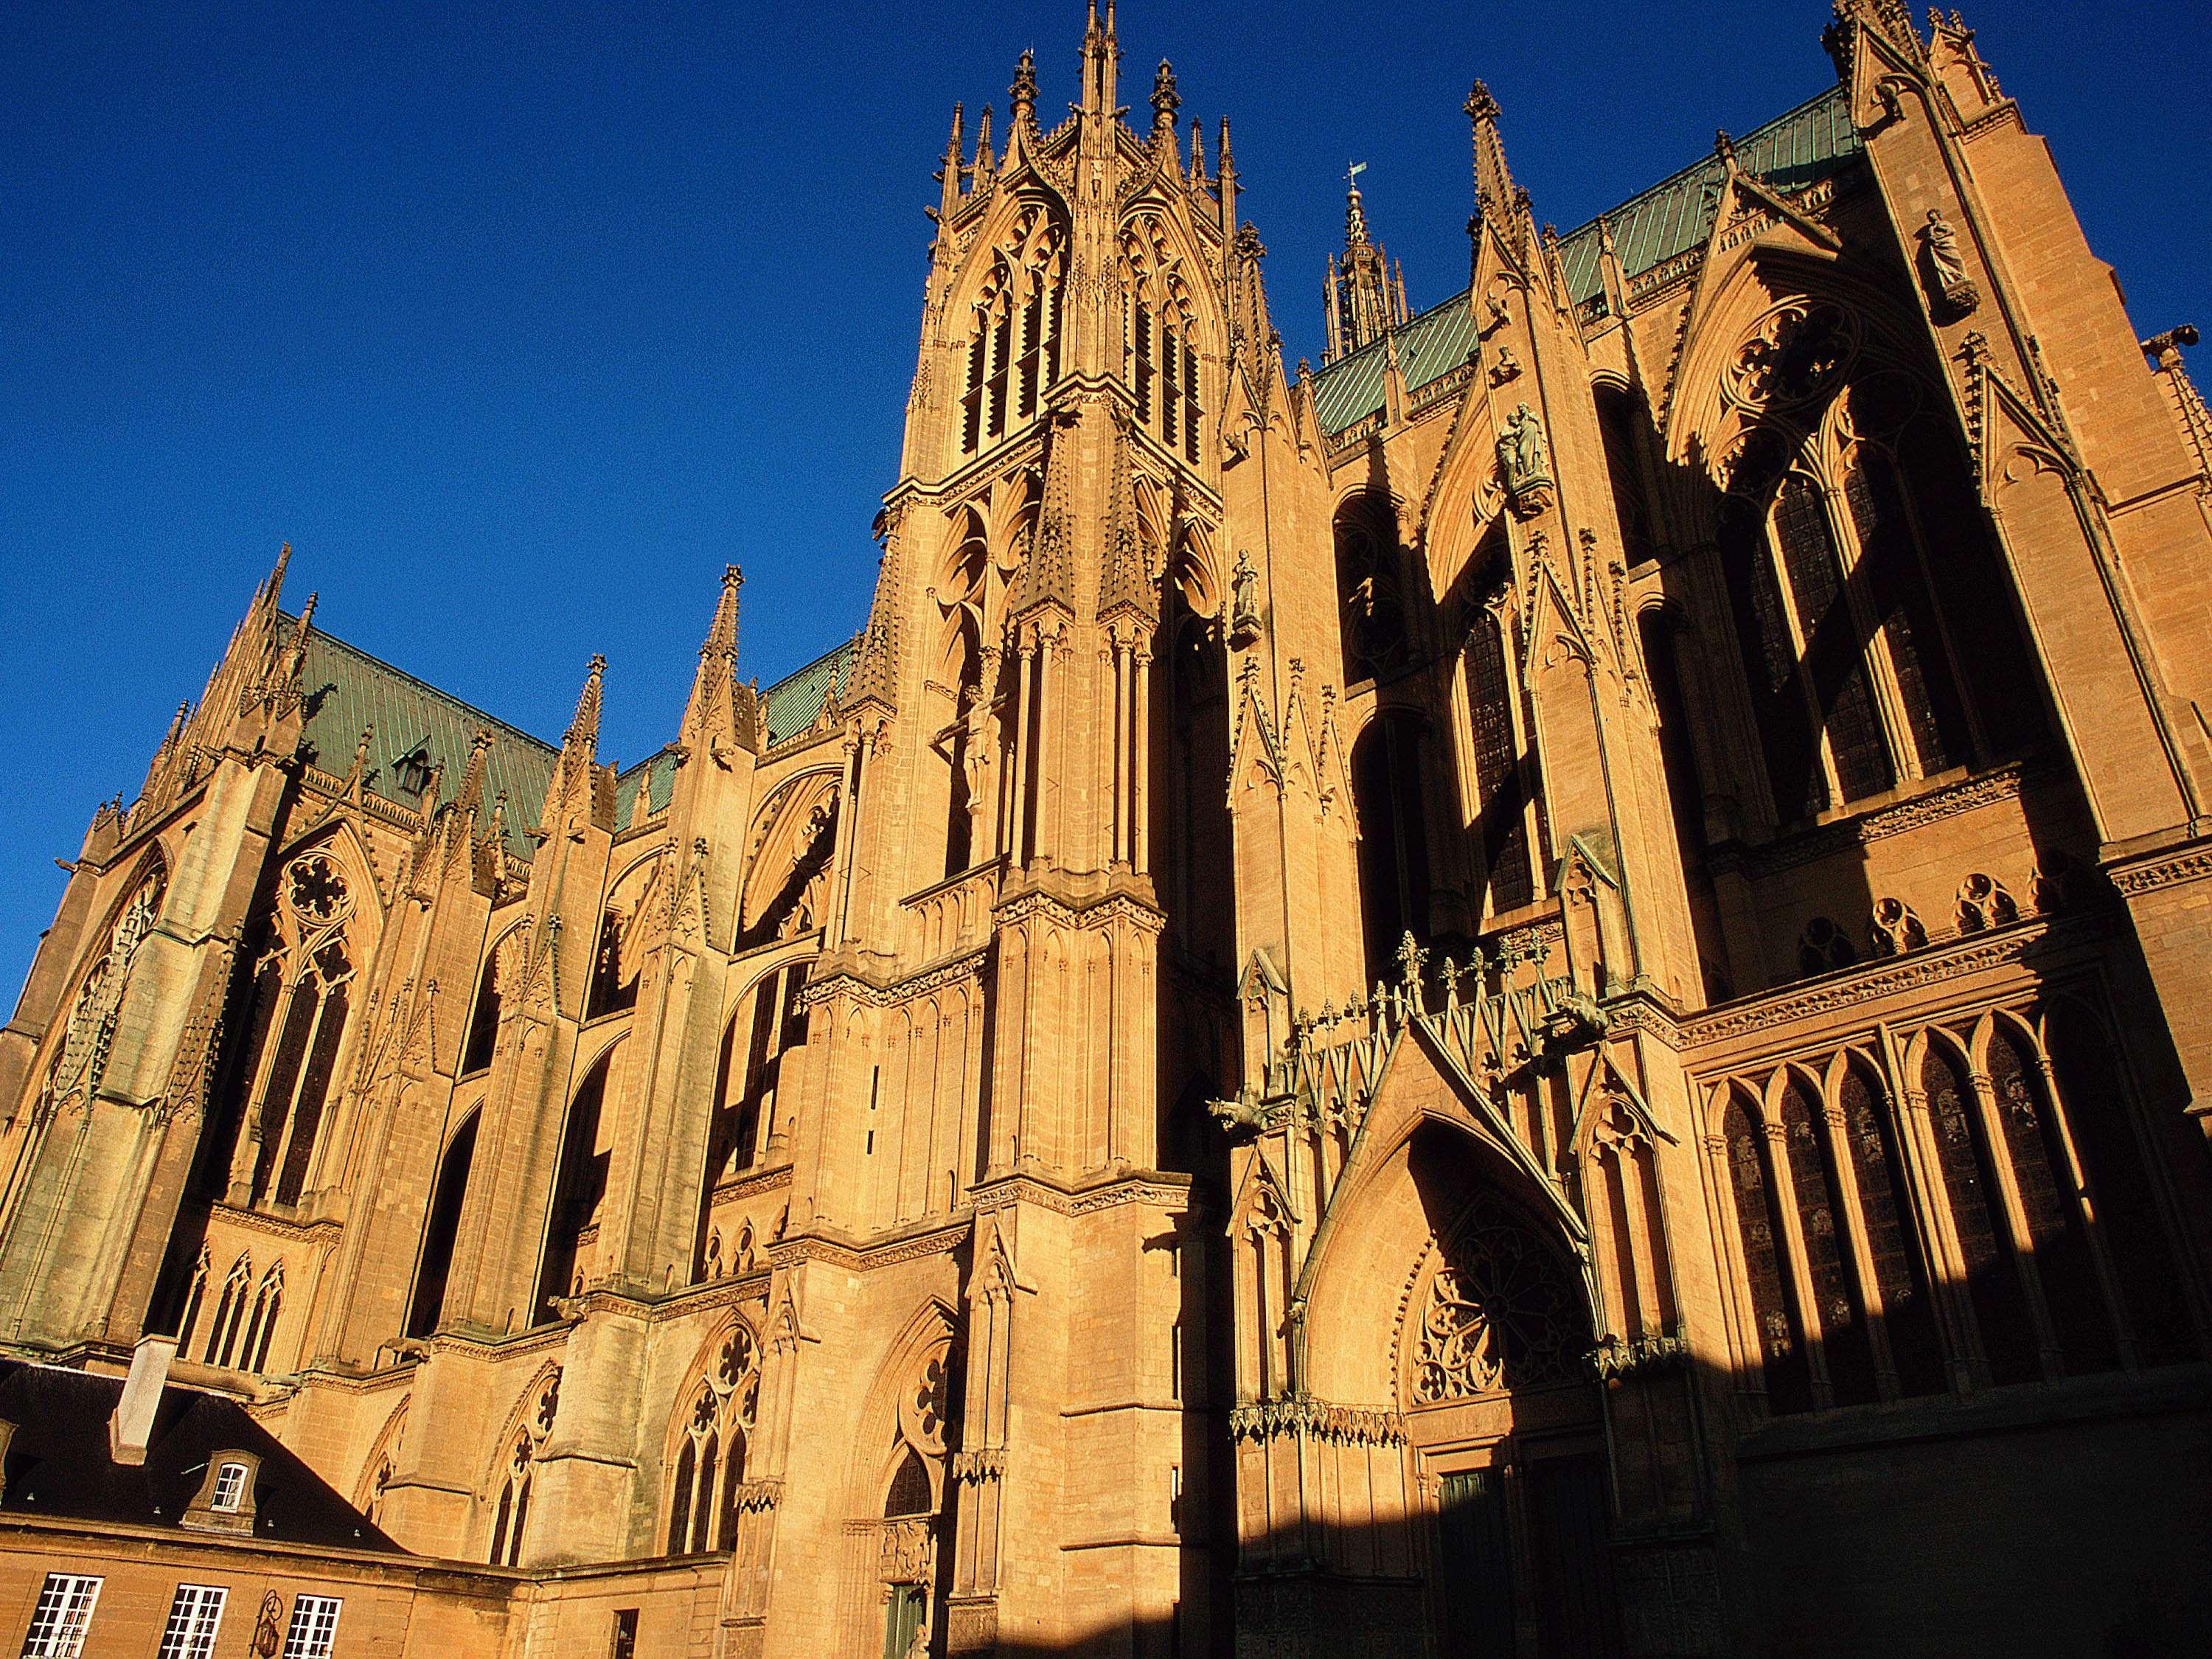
183 1450 259 1534
392 744 434 799
209 1460 248 1512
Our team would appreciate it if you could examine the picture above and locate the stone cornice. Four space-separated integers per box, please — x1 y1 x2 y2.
2104 839 2212 898
970 1167 1196 1218
1721 762 2028 878
1679 914 2100 1054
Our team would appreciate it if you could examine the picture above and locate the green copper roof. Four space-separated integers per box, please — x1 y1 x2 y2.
1310 293 1482 437
1554 84 1860 308
282 619 857 860
291 620 555 861
1310 84 1861 437
761 636 858 745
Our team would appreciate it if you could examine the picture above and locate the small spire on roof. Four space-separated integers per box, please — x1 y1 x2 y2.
1151 60 1180 139
565 654 605 754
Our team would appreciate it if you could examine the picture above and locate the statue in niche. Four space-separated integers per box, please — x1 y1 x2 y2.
1228 549 1262 645
1919 208 1980 316
1498 401 1554 517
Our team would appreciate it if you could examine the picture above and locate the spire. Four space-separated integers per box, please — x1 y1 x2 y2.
565 654 605 756
1189 118 1207 183
936 102 965 219
1150 60 1180 145
973 105 996 189
455 728 493 815
1082 0 1117 115
1465 80 1529 257
1325 162 1407 364
684 565 752 749
844 511 908 714
1345 163 1371 246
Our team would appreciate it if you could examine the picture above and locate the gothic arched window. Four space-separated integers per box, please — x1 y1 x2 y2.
408 1110 479 1338
203 1253 253 1368
666 1323 758 1554
1350 712 1433 985
534 1054 613 1322
1121 216 1200 458
1717 308 1986 824
1720 1094 1808 1413
1779 1080 1874 1405
1837 1064 1944 1397
226 849 357 1212
1921 1040 2036 1385
2043 1003 2197 1367
961 210 1063 456
237 1262 284 1374
1333 492 1405 685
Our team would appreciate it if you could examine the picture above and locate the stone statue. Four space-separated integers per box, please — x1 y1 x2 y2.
1229 549 1262 642
1498 402 1551 491
1920 208 1978 313
1923 209 1966 287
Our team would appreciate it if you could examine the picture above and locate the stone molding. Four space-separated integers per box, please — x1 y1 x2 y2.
2106 841 2212 897
1228 1397 1406 1446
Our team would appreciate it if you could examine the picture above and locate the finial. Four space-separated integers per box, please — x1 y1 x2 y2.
1009 50 1037 126
1218 116 1234 173
1345 160 1370 246
566 653 605 751
1714 128 1738 167
1189 118 1206 180
295 590 319 637
1465 80 1500 122
1151 60 1179 134
700 564 742 664
945 101 964 158
973 105 995 177
263 540 293 604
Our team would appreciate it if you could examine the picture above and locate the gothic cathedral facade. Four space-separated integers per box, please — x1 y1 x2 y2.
4 4 2211 1655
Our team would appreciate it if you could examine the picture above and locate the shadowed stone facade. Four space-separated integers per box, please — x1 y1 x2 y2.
4 4 2211 1655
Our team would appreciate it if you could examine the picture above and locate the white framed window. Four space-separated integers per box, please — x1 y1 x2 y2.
19 1573 102 1658
279 1596 343 1659
156 1585 227 1659
209 1461 249 1512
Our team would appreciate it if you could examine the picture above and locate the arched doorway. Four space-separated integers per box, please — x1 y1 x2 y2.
1396 1127 1619 1656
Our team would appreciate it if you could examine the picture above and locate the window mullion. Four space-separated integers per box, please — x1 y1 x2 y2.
1764 486 1846 810
1825 456 1922 785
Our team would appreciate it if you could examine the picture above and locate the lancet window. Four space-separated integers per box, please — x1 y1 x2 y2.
406 1109 478 1337
487 1369 560 1568
1121 215 1202 461
199 1253 254 1368
1350 712 1433 984
534 1053 613 1321
219 849 358 1213
664 1323 759 1554
960 208 1062 456
1715 304 1989 824
1709 1005 2196 1415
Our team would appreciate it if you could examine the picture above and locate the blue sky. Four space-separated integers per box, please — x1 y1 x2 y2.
2 0 2206 1004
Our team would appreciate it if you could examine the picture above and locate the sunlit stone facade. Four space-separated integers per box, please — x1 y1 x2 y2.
4 4 2211 1655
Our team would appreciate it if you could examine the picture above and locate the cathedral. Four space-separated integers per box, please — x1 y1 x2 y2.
4 3 2211 1655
